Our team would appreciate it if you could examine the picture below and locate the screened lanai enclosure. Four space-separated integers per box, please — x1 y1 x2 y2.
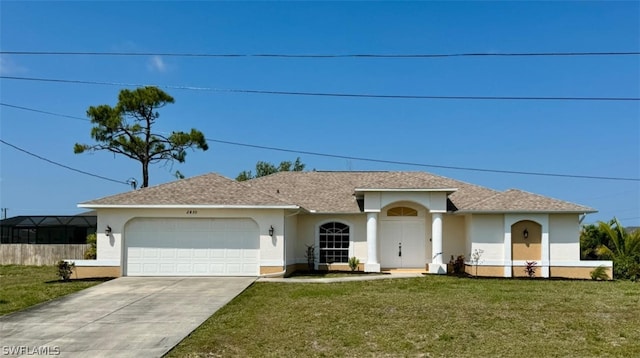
0 214 97 244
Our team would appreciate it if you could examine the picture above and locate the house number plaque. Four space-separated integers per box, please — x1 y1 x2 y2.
186 210 198 215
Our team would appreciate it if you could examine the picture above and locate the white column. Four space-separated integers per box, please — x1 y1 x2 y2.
428 212 447 274
503 231 512 278
542 227 550 278
432 213 443 264
365 212 380 272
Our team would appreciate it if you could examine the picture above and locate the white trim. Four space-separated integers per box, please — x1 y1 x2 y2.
429 209 447 213
364 209 381 213
66 260 119 267
355 188 458 193
465 260 508 266
78 204 299 209
260 260 285 266
466 260 612 267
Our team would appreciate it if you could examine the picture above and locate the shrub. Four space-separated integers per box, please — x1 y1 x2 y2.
470 249 484 277
84 233 97 259
524 261 537 278
590 265 609 281
613 256 640 281
305 245 316 271
348 257 360 272
56 260 75 281
448 255 465 275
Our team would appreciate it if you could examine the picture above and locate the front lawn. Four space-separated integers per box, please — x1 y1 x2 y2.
167 276 640 357
0 265 111 316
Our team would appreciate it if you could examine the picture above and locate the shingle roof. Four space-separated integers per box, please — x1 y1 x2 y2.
246 171 499 213
79 173 295 207
458 189 596 213
79 171 596 214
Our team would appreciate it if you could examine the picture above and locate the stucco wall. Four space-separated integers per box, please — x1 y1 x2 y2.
468 214 504 262
95 208 286 267
442 214 466 262
549 214 580 261
295 214 366 266
364 191 448 213
284 212 298 266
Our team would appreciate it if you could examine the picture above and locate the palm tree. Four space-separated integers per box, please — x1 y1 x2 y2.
596 218 640 280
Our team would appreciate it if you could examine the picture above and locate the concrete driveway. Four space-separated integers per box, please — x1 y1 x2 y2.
0 277 255 357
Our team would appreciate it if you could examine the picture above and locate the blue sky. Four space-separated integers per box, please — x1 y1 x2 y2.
1 1 638 226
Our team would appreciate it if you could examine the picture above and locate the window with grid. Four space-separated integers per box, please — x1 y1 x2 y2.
319 222 350 264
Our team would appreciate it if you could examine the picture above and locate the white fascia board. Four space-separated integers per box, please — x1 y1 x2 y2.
78 204 300 209
355 188 458 193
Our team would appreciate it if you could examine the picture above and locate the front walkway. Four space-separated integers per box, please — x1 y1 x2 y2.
0 277 255 358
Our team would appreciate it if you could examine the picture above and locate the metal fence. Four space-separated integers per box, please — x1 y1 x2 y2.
0 244 90 265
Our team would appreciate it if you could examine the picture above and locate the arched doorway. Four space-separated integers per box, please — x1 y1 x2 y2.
511 220 542 261
379 202 429 268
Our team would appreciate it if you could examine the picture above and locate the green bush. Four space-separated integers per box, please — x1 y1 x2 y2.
614 255 640 281
448 255 465 275
590 265 609 281
348 257 360 272
56 260 75 281
84 232 97 259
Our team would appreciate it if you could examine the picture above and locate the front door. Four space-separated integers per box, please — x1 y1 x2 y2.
380 220 426 268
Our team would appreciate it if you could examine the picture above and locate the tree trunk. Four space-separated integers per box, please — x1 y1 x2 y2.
142 161 149 188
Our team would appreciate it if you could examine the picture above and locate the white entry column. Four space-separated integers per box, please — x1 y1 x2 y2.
428 212 447 274
365 212 381 272
542 226 550 278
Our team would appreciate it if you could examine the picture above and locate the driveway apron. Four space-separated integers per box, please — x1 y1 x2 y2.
0 277 255 357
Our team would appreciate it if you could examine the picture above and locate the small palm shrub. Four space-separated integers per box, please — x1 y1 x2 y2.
524 261 537 278
590 265 609 281
348 257 360 272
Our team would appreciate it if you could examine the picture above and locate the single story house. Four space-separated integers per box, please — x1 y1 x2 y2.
73 171 612 279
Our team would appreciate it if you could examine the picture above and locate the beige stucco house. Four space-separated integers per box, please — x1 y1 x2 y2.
74 171 612 279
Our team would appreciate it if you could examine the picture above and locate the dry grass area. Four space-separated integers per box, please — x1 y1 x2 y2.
167 276 640 357
0 265 111 316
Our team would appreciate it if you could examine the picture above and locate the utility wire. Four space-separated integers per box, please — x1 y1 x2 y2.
2 50 639 58
0 103 88 122
204 138 640 182
3 102 639 182
0 139 129 185
1 76 638 102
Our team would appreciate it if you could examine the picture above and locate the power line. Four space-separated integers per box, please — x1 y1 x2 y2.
0 139 129 185
2 76 639 102
204 138 640 182
3 102 639 182
0 103 88 121
2 50 639 58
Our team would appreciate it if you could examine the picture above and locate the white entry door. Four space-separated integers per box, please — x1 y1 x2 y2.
125 218 259 276
380 220 427 268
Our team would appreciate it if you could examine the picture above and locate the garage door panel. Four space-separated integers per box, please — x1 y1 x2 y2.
161 249 177 259
126 218 259 276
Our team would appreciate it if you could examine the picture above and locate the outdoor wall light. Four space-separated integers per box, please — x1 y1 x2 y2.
523 228 529 239
269 225 274 237
105 225 112 235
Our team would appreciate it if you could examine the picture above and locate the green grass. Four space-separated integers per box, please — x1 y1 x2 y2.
0 265 111 316
287 271 385 279
167 276 640 357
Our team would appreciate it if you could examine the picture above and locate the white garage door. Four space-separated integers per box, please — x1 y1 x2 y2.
125 218 259 276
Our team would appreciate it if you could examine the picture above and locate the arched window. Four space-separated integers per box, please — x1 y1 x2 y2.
387 206 418 217
319 222 350 264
